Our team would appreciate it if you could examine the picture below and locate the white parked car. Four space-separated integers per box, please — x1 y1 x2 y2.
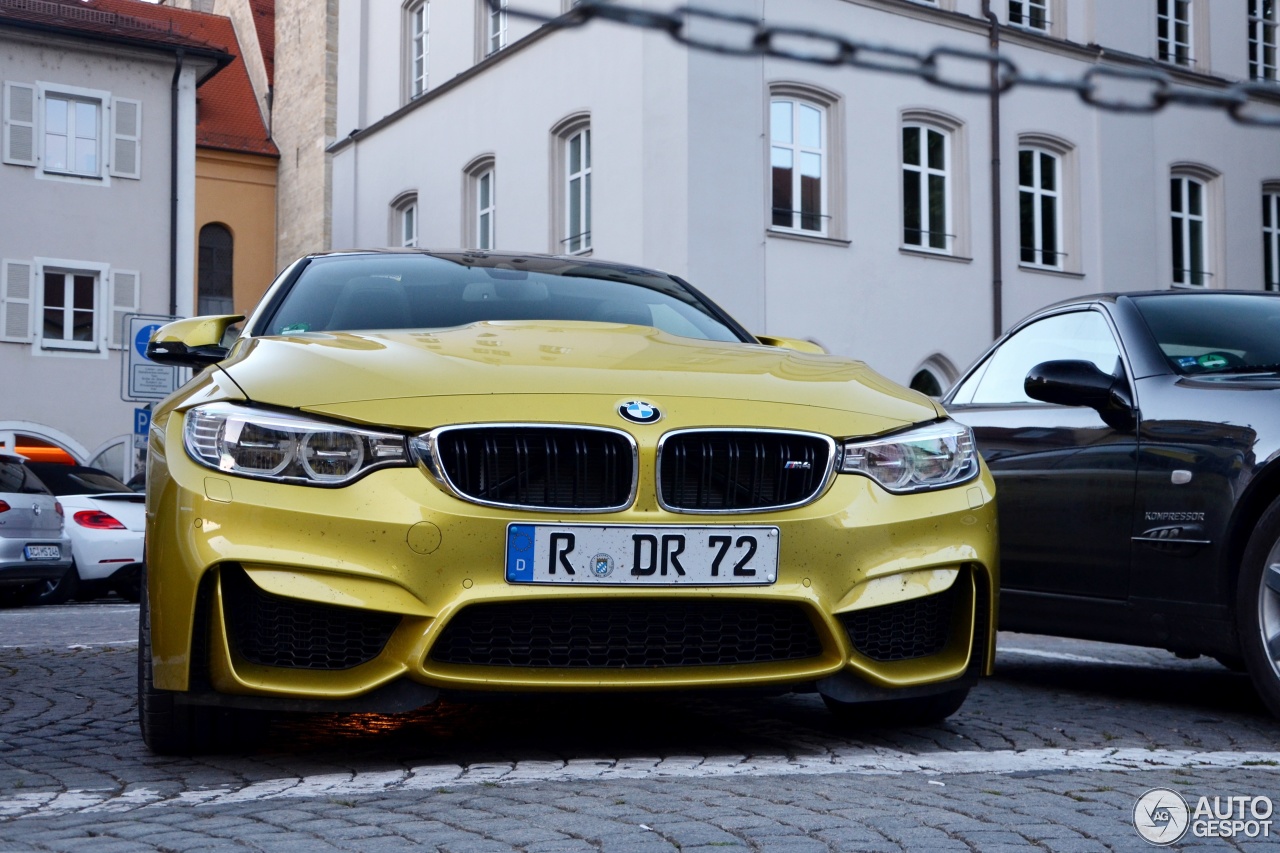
25 463 144 603
0 454 72 607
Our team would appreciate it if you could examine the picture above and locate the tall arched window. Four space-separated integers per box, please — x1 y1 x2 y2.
197 223 234 315
1170 166 1219 288
551 113 591 254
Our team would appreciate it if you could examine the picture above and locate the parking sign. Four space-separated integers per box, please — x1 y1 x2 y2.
121 313 181 402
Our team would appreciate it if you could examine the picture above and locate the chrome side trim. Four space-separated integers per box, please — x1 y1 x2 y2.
411 423 639 514
655 428 838 515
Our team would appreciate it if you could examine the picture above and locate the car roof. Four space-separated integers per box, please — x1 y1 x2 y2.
1029 289 1280 315
303 248 678 280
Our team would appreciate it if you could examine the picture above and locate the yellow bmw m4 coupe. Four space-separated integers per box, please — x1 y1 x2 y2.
140 250 997 754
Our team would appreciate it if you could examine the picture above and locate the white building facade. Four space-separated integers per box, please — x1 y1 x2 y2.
0 0 227 475
329 0 1280 392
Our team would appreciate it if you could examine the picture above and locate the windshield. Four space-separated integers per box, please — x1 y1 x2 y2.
27 464 131 496
258 254 748 343
1131 293 1280 375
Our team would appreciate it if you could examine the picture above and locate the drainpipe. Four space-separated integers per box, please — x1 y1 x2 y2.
981 1 1003 340
169 49 185 317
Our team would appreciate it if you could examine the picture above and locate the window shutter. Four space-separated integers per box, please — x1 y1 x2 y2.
109 98 142 179
1 260 33 342
110 270 139 349
3 82 37 167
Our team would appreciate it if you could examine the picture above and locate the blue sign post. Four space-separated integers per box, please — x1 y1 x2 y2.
134 408 151 436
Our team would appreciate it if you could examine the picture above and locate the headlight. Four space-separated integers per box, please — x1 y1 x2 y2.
838 420 979 494
183 403 411 486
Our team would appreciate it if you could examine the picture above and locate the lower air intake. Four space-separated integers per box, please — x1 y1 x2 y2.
430 599 823 668
840 580 960 662
221 564 400 670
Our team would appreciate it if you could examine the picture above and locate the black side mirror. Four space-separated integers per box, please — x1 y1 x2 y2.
1025 359 1135 430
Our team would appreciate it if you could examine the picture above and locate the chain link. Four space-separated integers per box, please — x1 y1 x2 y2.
487 0 1280 127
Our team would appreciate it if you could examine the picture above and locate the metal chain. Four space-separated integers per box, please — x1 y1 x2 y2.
485 0 1280 127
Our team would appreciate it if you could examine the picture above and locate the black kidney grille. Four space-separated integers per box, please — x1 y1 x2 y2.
436 427 634 510
841 581 959 663
221 565 400 670
659 431 831 511
429 599 823 668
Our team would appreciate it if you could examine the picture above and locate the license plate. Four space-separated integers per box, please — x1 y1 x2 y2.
24 545 60 561
506 524 779 585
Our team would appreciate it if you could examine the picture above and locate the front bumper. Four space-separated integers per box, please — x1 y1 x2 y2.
146 421 998 707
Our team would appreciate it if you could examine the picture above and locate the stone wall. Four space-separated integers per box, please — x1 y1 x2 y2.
273 0 338 270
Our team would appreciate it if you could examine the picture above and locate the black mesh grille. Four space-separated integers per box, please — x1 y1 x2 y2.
429 599 824 668
221 565 400 670
659 431 831 511
841 581 960 663
434 427 634 510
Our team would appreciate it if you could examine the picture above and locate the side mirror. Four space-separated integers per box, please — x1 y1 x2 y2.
1025 359 1135 430
146 314 245 368
755 334 827 354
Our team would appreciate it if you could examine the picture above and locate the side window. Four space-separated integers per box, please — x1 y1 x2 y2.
959 311 1121 405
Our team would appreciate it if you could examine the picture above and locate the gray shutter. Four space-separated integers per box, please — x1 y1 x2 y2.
109 98 141 179
1 260 33 342
3 82 37 167
110 270 139 348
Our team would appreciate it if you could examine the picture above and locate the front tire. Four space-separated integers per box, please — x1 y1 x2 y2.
138 566 264 754
1237 498 1280 717
822 687 969 727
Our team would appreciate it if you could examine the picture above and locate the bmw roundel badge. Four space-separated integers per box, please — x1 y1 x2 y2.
619 400 661 424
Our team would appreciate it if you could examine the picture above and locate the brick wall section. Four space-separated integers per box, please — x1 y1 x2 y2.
273 0 337 270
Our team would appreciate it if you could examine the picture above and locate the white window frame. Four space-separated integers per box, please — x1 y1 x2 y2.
1018 146 1063 270
33 83 113 185
390 192 418 247
1250 0 1279 81
476 169 496 250
407 1 429 100
770 97 828 237
1157 0 1193 66
32 258 109 357
901 122 953 255
1008 0 1050 33
563 126 591 254
463 155 496 249
550 114 592 255
487 0 508 55
1170 174 1211 288
43 92 100 178
1264 187 1280 291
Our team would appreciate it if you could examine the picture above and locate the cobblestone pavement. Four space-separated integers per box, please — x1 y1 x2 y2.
1 604 1278 851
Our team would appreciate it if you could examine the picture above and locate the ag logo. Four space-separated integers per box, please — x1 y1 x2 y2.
618 400 661 424
1133 788 1189 845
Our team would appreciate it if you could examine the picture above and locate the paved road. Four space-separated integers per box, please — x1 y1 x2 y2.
1 602 1278 851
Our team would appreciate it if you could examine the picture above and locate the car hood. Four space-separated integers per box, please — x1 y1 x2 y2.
213 322 940 433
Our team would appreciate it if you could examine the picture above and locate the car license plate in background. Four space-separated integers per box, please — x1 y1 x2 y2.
506 524 779 585
24 545 60 561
